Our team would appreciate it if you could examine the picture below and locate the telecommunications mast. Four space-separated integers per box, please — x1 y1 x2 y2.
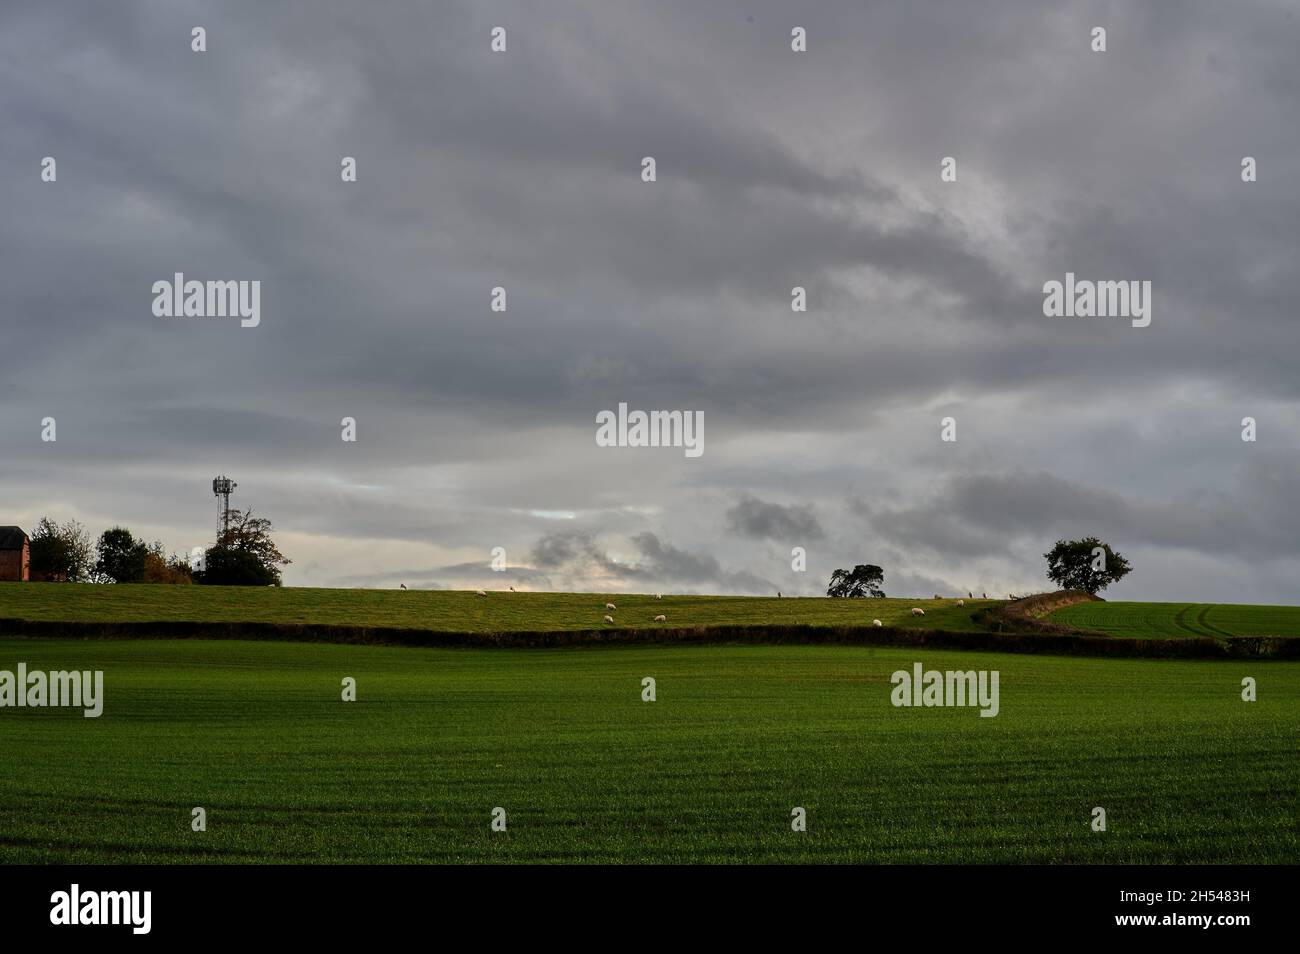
212 475 237 541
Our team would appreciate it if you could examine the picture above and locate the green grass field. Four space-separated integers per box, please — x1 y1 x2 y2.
1052 602 1300 639
0 638 1295 864
0 583 994 632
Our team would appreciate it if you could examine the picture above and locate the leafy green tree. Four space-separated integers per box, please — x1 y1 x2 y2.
30 518 73 580
29 517 93 581
827 564 886 598
195 546 278 586
1044 537 1132 594
94 527 148 584
195 509 290 586
65 520 94 581
219 510 290 576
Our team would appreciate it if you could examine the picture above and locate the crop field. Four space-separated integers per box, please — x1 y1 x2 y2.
0 583 995 633
0 638 1295 864
1052 602 1300 639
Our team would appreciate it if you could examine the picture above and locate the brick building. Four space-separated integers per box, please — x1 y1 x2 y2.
0 526 30 582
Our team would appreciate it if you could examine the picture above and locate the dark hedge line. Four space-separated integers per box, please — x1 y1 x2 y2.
1 616 1296 659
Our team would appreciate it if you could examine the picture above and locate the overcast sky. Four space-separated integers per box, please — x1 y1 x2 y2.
2 1 1297 600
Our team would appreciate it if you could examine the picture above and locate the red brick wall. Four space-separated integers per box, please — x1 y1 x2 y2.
0 541 30 581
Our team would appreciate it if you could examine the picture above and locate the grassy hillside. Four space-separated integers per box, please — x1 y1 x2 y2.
0 638 1294 864
1052 601 1300 639
0 583 995 632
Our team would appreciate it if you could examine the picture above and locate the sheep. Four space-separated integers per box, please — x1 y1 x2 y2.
968 591 973 599
956 599 965 607
654 594 662 600
934 594 941 600
605 602 617 610
400 583 407 590
911 607 925 617
603 614 614 624
871 619 882 627
509 586 516 592
654 614 667 622
476 589 488 597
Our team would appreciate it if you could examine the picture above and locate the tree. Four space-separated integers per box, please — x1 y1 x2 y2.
94 527 148 584
1044 537 1132 594
64 520 94 581
196 546 278 586
142 541 193 584
827 564 886 598
28 517 93 581
195 508 290 586
29 518 73 581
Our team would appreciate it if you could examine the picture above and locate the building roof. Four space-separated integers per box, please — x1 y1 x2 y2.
0 526 29 550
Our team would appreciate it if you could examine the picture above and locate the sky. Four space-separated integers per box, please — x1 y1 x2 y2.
1 1 1297 600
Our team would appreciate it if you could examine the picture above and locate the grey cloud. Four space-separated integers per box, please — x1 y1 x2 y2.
867 456 1300 567
1 2 1297 602
527 531 775 595
725 495 825 541
629 532 776 594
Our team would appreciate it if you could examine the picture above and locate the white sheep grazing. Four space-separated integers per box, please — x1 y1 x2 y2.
605 602 617 610
871 619 882 627
654 594 662 600
911 607 925 617
956 599 965 606
654 614 667 622
603 614 614 624
476 589 488 597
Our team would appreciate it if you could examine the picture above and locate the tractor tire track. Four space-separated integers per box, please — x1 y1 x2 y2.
1173 604 1206 637
1196 604 1235 639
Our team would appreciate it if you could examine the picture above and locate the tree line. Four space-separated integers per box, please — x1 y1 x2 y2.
28 509 290 586
827 537 1132 598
